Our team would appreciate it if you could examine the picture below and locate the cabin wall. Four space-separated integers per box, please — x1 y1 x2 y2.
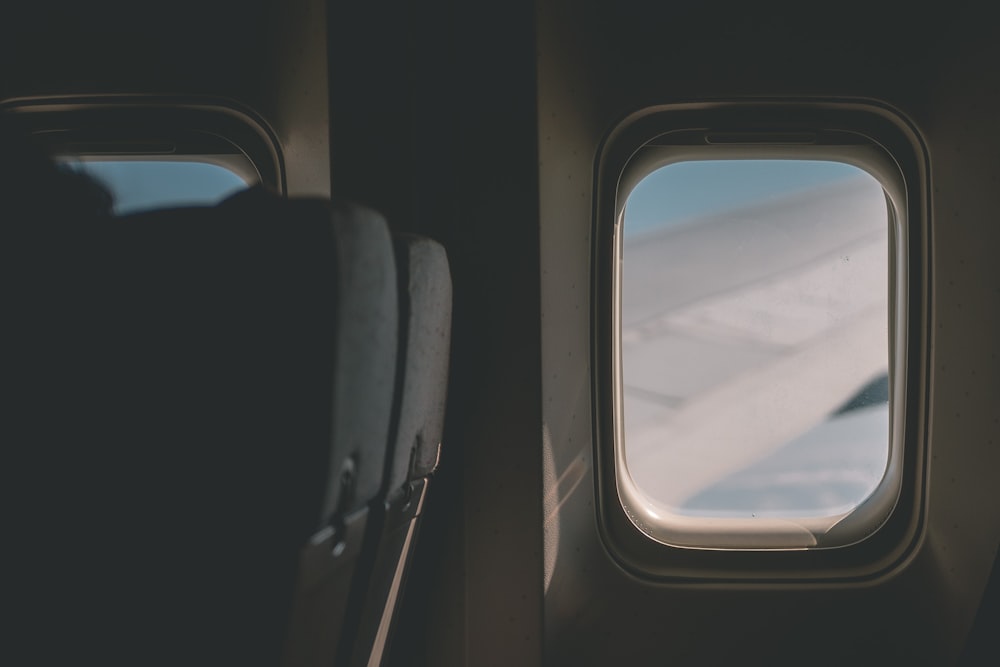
539 0 1000 664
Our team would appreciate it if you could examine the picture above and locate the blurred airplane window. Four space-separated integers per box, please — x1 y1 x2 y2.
621 160 890 530
64 160 249 215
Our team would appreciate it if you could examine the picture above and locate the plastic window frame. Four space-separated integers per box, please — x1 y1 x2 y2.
592 101 930 582
0 94 284 194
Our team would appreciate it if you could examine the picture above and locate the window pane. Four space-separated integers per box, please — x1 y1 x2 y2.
64 160 249 215
621 160 889 524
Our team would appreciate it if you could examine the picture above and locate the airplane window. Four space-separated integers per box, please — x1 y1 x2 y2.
620 160 891 547
62 160 250 215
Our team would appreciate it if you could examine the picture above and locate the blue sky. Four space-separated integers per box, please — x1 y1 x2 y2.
69 160 248 215
624 160 869 237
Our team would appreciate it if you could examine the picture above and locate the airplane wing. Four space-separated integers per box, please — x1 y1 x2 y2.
621 176 890 519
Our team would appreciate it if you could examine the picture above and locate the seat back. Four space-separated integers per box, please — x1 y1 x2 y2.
272 195 401 667
12 164 451 665
42 188 398 666
113 193 358 665
346 234 452 667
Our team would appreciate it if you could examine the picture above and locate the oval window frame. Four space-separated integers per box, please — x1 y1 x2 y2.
592 101 931 581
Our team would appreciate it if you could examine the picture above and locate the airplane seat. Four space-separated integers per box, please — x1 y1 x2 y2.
101 192 454 667
5 102 453 664
345 234 452 666
35 187 401 666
